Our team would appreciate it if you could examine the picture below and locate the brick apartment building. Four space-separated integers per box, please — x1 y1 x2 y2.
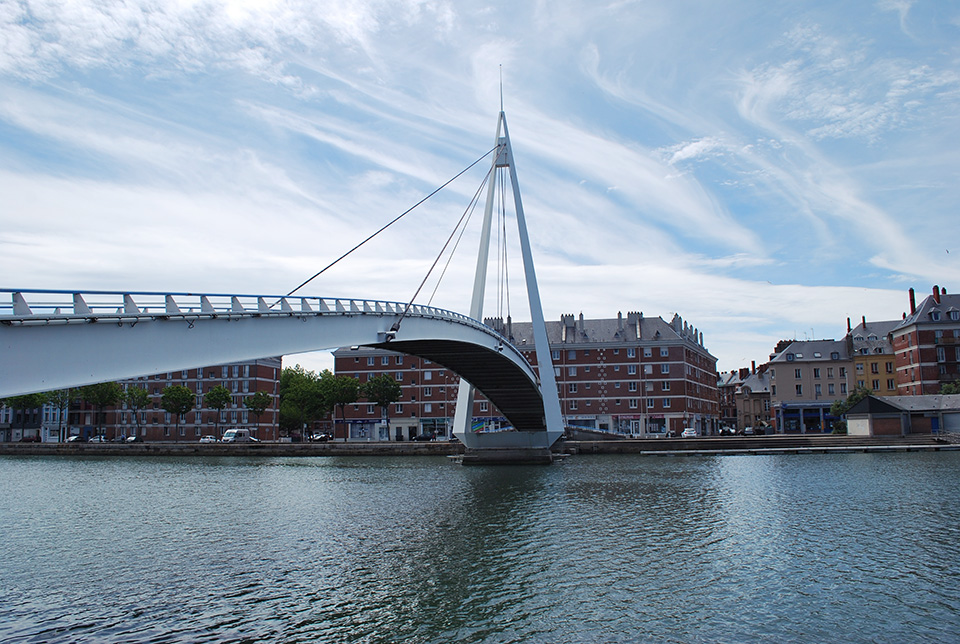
891 285 960 395
76 357 282 441
335 311 720 439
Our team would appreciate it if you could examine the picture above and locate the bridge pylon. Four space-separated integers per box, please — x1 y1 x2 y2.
451 111 564 459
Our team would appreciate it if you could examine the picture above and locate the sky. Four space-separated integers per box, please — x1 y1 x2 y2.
2 0 960 376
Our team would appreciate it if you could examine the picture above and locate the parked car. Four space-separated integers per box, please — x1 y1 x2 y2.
18 434 41 443
681 428 698 438
67 435 87 443
413 433 436 441
88 435 107 443
199 435 217 444
126 435 142 443
742 426 755 435
309 432 332 442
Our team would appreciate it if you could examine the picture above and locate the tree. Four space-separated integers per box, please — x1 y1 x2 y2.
204 385 233 436
46 389 75 442
80 382 123 439
940 379 960 395
3 393 48 441
243 391 272 429
360 373 402 440
319 370 359 441
161 385 194 438
279 365 326 437
828 385 873 434
124 386 150 439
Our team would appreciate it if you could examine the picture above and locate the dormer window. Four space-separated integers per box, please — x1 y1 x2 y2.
951 310 960 321
931 310 941 321
831 352 840 360
814 352 822 358
786 353 794 361
795 353 803 359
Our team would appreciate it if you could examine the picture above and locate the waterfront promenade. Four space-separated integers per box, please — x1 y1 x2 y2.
2 433 955 458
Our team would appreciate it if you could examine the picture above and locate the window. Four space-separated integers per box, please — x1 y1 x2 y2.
931 311 941 321
886 362 893 373
629 399 638 409
815 384 821 397
395 403 403 414
628 382 638 392
828 384 835 395
786 353 794 362
831 352 840 360
551 350 560 360
827 367 834 378
872 380 880 391
795 368 802 379
568 383 578 393
479 402 488 412
647 398 655 409
568 366 577 376
887 379 895 390
813 368 821 378
569 401 578 410
644 347 652 357
660 347 669 357
796 384 803 396
771 385 777 396
396 356 403 365
938 347 946 362
424 403 432 413
627 348 636 358
395 372 403 381
840 383 848 395
628 365 638 375
871 363 879 374
367 357 375 365
662 381 671 391
425 371 433 381
367 405 375 414
839 367 847 377
660 364 669 374
662 398 671 408
424 387 432 397
567 350 576 360
382 356 390 365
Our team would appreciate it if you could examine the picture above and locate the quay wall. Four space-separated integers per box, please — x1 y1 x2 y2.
0 434 955 457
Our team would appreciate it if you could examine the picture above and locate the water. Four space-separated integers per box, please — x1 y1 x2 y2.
1 452 958 643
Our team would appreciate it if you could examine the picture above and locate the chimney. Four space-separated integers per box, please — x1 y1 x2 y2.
909 288 916 314
862 315 866 329
751 361 756 374
934 285 941 304
847 317 851 333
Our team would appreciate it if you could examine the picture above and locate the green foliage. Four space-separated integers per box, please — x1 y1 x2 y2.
80 382 124 436
124 386 150 433
3 393 49 431
830 385 874 418
46 389 75 440
940 379 960 395
243 391 272 422
279 365 326 435
161 385 195 434
360 373 402 423
320 370 359 440
204 384 233 433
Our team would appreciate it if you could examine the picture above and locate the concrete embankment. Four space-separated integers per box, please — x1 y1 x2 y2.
1 434 956 458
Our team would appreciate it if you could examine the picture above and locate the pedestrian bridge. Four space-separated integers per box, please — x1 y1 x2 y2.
0 289 549 433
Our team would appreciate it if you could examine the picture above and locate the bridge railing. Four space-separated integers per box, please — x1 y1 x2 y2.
0 289 504 340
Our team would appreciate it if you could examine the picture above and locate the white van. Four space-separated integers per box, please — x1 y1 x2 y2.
221 428 258 443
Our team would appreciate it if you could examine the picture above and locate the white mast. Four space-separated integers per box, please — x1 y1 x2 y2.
452 111 564 450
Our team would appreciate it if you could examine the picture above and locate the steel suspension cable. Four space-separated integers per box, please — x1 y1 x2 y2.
392 161 498 332
285 146 497 298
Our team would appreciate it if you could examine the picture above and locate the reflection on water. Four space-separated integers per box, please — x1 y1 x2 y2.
1 452 958 643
